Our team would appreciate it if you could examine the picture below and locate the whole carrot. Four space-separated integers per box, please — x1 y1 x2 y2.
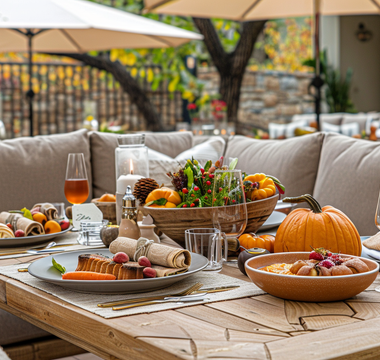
62 271 116 280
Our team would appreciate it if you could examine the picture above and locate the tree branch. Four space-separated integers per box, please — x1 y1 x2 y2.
47 52 163 131
192 18 229 74
231 20 266 75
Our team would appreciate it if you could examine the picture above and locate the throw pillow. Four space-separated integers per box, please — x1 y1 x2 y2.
0 129 92 211
314 133 380 235
225 132 325 197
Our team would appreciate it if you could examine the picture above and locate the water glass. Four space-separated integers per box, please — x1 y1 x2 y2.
78 220 108 246
185 228 227 271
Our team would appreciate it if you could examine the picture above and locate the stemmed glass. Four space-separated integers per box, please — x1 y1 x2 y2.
374 193 380 292
64 153 89 205
212 169 247 267
64 153 89 231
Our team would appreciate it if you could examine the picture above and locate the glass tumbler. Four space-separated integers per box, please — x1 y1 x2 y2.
77 220 109 246
185 228 228 271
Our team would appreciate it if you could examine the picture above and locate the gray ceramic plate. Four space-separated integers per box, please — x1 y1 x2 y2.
28 250 209 294
259 211 287 231
0 227 71 248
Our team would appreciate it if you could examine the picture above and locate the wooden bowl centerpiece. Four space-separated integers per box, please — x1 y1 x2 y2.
142 193 278 246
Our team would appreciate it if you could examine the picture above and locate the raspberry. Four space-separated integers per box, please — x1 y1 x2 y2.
194 186 199 191
182 188 188 194
219 187 223 192
190 203 195 207
206 181 211 185
309 251 324 261
207 189 212 194
319 259 335 269
182 204 187 208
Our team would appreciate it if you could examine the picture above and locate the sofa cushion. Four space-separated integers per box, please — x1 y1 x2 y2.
90 132 224 196
313 133 380 235
145 131 193 158
225 133 324 197
0 309 50 346
0 130 92 212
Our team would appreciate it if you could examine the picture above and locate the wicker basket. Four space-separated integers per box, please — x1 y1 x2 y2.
91 198 117 224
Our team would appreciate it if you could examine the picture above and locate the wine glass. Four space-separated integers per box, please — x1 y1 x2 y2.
212 169 247 267
374 192 380 292
64 153 89 205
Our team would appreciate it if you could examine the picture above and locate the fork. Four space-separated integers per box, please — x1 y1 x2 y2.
97 282 203 308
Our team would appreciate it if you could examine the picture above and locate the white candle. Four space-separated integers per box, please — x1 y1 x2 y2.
116 174 143 194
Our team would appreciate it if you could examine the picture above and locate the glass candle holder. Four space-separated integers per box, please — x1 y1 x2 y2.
115 134 149 224
78 220 109 246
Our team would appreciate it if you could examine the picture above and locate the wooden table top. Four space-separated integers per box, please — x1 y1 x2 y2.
1 252 380 360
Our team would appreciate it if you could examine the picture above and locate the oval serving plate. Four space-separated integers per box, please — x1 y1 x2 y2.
245 252 379 302
0 227 71 247
28 249 208 294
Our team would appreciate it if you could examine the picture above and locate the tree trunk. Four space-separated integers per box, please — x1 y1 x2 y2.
193 18 266 132
49 53 163 131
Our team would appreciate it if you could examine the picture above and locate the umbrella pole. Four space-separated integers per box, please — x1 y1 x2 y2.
309 0 324 131
26 30 35 137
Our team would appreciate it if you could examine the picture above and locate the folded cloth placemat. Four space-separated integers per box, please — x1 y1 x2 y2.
363 232 380 251
0 263 264 318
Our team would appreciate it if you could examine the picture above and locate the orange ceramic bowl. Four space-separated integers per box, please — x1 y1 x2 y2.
245 252 379 302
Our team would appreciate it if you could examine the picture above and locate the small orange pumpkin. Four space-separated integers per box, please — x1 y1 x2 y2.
274 194 361 256
239 233 275 253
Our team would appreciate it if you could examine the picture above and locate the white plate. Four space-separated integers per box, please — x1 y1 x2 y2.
0 227 71 248
259 211 287 231
28 250 208 294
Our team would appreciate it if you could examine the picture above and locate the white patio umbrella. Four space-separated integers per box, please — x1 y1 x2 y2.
0 0 203 135
144 0 380 129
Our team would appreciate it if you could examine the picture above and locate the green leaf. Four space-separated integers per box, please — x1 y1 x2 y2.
204 160 212 172
52 258 66 275
184 166 194 188
21 208 33 221
146 198 168 206
229 158 238 170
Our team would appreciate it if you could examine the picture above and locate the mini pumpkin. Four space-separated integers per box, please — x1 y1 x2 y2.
245 173 276 200
274 194 362 256
239 233 275 253
146 187 181 208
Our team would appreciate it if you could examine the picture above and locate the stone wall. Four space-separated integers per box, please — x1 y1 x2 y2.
198 67 314 133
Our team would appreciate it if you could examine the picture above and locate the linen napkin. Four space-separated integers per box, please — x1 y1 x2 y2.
109 237 191 268
0 212 44 236
362 232 380 251
32 203 58 220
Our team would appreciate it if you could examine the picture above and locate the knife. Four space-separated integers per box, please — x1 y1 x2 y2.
113 293 209 310
194 285 239 294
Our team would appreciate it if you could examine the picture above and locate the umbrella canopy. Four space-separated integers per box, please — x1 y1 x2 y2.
0 0 202 136
0 0 202 52
144 0 380 20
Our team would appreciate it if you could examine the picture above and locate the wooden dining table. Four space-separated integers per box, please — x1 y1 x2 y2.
1 242 380 360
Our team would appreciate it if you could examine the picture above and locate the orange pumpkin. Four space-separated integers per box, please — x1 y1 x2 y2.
274 194 361 256
239 233 275 253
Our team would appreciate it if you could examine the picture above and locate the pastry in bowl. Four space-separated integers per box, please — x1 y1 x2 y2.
245 249 379 302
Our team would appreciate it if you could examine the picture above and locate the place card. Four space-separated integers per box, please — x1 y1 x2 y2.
72 203 103 229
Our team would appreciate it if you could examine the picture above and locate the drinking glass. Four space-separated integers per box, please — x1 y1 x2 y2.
64 153 89 205
212 169 248 266
185 228 228 271
374 193 380 292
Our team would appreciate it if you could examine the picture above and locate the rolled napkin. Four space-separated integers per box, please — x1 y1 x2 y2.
0 223 14 238
109 237 191 268
0 212 44 236
32 203 58 220
363 232 380 251
152 265 189 277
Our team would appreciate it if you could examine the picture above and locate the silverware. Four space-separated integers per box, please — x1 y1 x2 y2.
97 282 203 308
113 293 209 311
0 242 76 257
193 285 239 294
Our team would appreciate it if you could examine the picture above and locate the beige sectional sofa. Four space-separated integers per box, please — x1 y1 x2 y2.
1 129 380 347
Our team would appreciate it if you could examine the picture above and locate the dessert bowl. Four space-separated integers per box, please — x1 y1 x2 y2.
245 252 379 302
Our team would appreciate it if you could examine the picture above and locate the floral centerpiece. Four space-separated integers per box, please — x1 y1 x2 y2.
146 157 285 208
